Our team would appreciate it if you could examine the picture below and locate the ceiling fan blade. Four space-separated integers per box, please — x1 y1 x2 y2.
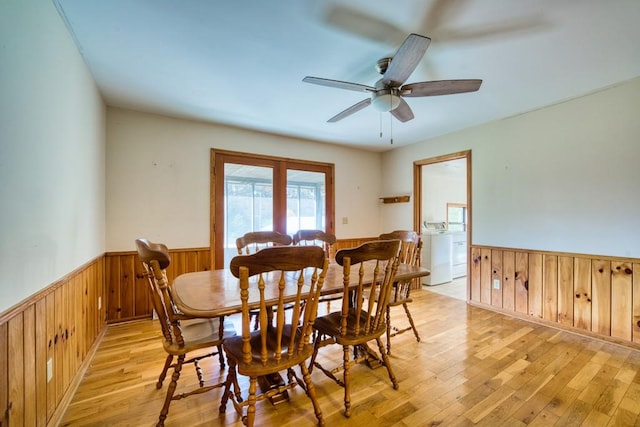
303 76 375 93
327 98 372 123
391 98 414 122
323 4 406 46
421 0 468 34
382 33 431 87
401 79 482 97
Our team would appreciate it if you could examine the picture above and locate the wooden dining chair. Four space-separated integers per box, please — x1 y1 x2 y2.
220 245 328 427
292 229 341 313
135 238 237 427
308 239 401 418
236 230 295 329
379 230 422 355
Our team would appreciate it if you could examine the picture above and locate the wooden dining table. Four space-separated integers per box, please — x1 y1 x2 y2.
171 261 430 319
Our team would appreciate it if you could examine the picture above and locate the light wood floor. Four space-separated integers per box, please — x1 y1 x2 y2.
61 289 640 426
422 276 467 301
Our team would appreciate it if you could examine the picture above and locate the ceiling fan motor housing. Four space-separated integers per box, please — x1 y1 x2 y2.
376 57 392 75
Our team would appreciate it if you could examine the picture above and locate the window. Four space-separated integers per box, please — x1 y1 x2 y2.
211 150 334 268
446 203 467 231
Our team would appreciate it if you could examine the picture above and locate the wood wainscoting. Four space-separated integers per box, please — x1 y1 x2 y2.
104 247 212 323
0 256 105 427
469 245 640 348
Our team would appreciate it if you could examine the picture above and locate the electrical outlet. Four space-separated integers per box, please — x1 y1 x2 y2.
47 358 53 383
342 217 348 224
493 279 501 290
98 296 102 310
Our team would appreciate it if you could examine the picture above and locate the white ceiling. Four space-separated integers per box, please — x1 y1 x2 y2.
54 0 640 152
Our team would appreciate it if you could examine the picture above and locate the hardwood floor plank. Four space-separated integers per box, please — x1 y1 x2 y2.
60 287 640 426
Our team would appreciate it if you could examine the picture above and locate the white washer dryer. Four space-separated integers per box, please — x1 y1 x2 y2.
421 222 453 286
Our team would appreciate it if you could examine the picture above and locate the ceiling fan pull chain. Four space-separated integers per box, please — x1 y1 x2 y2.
390 110 394 145
379 112 383 138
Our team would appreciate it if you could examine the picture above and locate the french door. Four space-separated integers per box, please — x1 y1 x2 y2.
211 149 335 269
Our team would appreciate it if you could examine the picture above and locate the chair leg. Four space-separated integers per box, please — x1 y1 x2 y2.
386 306 392 355
217 318 227 369
342 345 352 418
308 331 322 373
157 354 173 389
157 354 184 426
402 302 421 342
217 344 226 370
376 338 398 390
298 362 325 426
245 377 258 427
219 358 242 414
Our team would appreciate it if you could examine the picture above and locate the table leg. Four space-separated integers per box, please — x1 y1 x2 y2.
257 373 290 405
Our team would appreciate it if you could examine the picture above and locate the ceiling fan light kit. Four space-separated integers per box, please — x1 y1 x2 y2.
372 88 401 112
303 33 482 124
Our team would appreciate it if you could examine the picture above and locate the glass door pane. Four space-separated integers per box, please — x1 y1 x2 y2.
223 163 274 267
286 169 326 235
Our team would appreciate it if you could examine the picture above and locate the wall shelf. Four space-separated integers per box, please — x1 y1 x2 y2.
379 195 410 204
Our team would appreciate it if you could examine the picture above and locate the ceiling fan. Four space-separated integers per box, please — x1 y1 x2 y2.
302 33 482 123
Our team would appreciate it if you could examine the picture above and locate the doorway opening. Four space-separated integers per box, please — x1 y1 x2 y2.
413 150 471 300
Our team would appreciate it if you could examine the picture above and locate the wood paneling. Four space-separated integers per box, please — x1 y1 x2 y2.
470 245 640 349
333 237 377 253
0 323 7 427
104 247 211 322
502 251 515 311
611 261 633 341
543 254 558 322
634 263 640 343
527 253 541 318
515 252 529 314
558 256 574 326
470 247 481 301
8 314 23 427
0 256 105 427
592 259 611 336
480 248 492 304
573 258 592 331
491 249 503 306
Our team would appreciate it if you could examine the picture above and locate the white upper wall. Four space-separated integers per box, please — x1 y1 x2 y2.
106 108 382 251
0 1 106 313
381 77 640 258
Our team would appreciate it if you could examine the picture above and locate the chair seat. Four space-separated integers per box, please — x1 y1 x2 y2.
313 309 386 346
223 325 314 376
163 317 236 355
